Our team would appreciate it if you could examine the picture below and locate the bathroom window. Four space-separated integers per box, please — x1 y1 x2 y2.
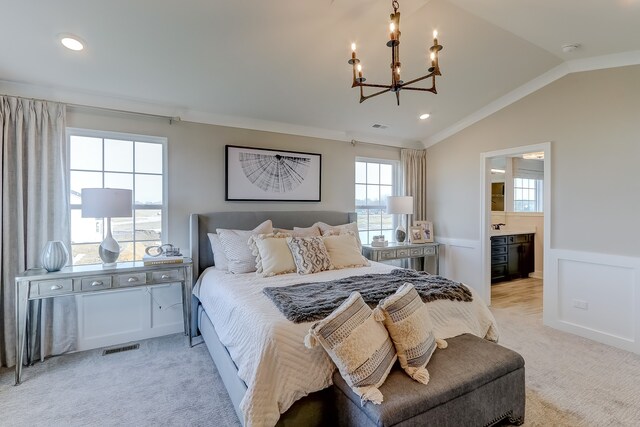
513 178 543 212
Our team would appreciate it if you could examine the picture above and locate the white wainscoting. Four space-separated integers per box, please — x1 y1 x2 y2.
435 237 486 301
75 283 183 351
544 249 640 354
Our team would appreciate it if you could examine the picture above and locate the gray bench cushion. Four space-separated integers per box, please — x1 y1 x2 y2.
333 334 525 426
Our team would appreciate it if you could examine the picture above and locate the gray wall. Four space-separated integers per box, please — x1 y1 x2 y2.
426 65 640 257
67 110 400 253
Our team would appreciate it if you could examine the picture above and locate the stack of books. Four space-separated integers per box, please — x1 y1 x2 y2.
142 255 185 266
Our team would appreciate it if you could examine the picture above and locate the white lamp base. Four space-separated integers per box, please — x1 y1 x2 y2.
99 218 120 266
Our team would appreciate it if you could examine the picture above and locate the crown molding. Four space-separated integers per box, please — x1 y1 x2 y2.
423 49 640 148
0 79 417 149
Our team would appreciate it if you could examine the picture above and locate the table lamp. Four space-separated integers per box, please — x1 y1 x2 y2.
81 188 133 266
386 196 414 243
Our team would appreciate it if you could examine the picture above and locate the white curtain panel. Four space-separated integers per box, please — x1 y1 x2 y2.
401 149 428 223
0 95 76 368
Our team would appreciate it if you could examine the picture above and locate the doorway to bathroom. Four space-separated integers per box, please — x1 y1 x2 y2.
479 143 551 317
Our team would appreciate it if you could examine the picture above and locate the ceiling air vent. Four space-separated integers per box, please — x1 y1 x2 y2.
372 124 388 129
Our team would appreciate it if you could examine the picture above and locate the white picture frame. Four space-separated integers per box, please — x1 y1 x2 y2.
413 220 434 243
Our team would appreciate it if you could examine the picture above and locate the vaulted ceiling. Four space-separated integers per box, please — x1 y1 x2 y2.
1 0 639 147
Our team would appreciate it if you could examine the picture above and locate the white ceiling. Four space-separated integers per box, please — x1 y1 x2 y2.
1 0 639 147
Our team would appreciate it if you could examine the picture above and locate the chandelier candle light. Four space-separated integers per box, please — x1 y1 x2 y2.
348 0 443 105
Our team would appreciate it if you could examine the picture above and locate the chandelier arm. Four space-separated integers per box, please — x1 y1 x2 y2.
357 83 393 89
360 87 392 103
398 73 435 87
402 86 437 94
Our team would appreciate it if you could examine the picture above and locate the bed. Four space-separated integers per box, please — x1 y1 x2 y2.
189 211 499 427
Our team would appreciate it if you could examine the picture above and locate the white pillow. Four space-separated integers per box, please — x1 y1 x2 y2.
277 225 321 238
322 233 369 269
316 221 362 251
374 283 447 385
305 292 397 405
207 233 229 270
249 233 296 277
216 220 273 274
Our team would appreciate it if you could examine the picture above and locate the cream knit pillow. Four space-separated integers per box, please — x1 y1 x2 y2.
374 283 447 385
305 292 396 405
322 233 369 269
248 233 296 277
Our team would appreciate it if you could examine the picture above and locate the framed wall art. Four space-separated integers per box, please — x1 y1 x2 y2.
225 145 321 201
413 220 434 243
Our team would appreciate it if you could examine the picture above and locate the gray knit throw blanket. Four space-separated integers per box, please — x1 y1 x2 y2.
263 269 473 323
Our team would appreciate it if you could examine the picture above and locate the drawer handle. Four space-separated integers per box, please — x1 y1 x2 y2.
127 277 138 283
91 281 103 287
161 274 170 280
50 284 63 291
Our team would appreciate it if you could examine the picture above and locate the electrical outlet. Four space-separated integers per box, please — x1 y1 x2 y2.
573 299 588 310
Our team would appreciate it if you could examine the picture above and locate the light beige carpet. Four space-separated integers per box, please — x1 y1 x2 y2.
491 305 640 426
2 305 640 426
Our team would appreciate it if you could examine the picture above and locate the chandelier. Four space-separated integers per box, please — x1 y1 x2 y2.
348 0 443 105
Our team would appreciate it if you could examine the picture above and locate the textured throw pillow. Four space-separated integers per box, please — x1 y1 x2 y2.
323 233 369 269
374 283 447 385
275 226 321 238
286 236 334 275
207 233 229 270
305 292 397 405
217 220 274 274
316 221 362 251
248 233 296 277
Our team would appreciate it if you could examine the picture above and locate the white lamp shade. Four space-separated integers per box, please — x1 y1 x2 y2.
386 196 414 214
81 188 133 218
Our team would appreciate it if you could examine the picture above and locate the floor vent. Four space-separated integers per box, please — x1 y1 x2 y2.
102 343 140 356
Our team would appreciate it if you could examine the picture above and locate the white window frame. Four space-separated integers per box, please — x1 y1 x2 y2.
513 177 543 212
66 127 169 264
355 157 402 244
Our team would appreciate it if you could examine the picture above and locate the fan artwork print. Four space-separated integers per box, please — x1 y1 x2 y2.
225 145 322 201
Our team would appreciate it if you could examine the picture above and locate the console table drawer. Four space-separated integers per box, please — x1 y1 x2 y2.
117 272 147 287
81 276 112 291
151 269 184 283
397 249 410 257
410 247 424 256
423 246 436 256
379 249 397 260
34 279 73 297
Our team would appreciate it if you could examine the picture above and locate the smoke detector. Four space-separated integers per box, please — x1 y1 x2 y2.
561 44 580 53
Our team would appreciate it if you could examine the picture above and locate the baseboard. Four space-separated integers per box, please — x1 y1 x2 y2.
529 270 543 279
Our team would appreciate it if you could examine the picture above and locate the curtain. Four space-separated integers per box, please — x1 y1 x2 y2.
401 149 428 222
1 95 76 368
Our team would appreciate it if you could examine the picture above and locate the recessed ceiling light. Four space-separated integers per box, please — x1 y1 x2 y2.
419 113 430 120
60 34 84 51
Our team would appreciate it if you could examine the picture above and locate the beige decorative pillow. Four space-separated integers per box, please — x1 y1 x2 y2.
323 233 369 269
305 292 397 405
374 283 447 385
207 233 229 270
316 221 362 251
216 220 274 274
248 233 296 277
286 236 334 275
275 226 321 238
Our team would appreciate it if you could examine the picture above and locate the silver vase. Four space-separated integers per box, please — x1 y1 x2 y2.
41 241 69 272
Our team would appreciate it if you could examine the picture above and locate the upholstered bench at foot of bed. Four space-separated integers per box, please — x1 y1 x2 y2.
332 333 525 427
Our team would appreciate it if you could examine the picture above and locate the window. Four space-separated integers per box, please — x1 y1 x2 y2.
68 128 167 265
513 178 543 212
355 159 399 244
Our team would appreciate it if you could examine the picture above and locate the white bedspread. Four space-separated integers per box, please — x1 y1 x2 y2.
195 263 498 427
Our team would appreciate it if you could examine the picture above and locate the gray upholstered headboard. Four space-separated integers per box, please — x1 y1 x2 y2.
189 211 357 278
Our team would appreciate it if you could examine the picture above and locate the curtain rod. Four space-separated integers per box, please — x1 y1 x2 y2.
350 139 407 150
66 103 181 124
1 93 181 124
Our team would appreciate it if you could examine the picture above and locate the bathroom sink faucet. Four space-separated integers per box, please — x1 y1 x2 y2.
492 223 506 230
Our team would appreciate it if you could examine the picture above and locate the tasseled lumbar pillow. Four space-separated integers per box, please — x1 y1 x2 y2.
305 292 397 405
373 283 447 385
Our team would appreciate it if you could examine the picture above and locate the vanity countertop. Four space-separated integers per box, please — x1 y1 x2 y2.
490 227 536 237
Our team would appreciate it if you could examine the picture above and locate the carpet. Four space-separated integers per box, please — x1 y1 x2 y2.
2 307 640 426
